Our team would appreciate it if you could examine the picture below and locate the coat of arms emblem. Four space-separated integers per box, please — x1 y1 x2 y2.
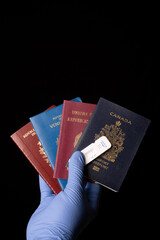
73 132 82 147
94 121 125 163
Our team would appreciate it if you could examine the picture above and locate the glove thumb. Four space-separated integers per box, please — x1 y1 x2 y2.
65 151 85 199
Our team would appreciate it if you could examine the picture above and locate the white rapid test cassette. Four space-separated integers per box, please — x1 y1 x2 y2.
81 136 111 165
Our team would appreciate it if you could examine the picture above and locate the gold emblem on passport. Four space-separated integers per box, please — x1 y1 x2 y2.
94 121 125 162
73 132 82 147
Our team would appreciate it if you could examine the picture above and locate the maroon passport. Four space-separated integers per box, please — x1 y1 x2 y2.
11 106 61 195
54 101 96 179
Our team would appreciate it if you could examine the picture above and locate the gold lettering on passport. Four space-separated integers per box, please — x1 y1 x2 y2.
56 137 59 146
110 112 132 125
67 117 88 124
93 121 125 172
23 129 36 138
37 141 51 167
92 166 100 172
72 110 88 116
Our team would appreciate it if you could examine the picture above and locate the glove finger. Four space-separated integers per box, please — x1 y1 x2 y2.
65 151 85 201
39 175 55 201
85 182 101 212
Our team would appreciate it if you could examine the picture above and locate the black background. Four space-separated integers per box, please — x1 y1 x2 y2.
2 2 158 239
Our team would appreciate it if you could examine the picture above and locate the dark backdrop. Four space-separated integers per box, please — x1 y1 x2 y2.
2 2 157 239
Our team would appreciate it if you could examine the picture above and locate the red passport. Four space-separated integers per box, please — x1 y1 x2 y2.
11 106 61 195
54 101 96 179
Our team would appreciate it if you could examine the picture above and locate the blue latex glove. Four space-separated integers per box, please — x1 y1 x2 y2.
27 151 101 240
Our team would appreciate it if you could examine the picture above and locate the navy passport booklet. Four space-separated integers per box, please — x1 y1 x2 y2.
73 97 151 192
30 97 82 190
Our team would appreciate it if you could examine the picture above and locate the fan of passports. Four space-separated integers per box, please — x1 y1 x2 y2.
11 97 150 193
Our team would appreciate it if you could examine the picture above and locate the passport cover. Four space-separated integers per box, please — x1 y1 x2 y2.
54 100 96 179
73 97 151 192
10 106 62 195
30 97 82 190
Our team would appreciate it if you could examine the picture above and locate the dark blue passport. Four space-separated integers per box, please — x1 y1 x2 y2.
73 97 151 192
30 97 82 190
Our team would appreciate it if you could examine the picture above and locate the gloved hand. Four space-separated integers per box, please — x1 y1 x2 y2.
27 151 101 240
